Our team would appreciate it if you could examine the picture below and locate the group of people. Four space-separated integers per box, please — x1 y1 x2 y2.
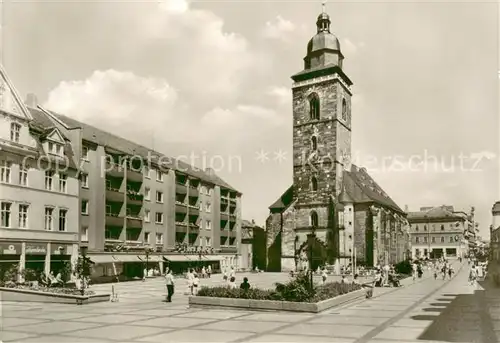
432 260 454 280
373 264 401 287
468 261 486 286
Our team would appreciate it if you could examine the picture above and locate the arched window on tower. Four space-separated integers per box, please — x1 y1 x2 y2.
342 98 347 121
311 136 318 151
310 211 319 228
311 176 318 191
309 93 320 120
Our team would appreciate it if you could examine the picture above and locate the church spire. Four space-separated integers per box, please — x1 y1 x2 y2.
317 0 331 33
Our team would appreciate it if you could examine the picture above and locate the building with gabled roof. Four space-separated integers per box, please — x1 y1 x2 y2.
0 64 81 279
265 7 409 272
406 205 471 259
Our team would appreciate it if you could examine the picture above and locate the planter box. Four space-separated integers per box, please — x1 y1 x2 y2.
0 287 110 305
189 288 365 313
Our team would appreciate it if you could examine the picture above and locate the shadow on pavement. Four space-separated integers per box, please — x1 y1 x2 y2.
408 281 499 343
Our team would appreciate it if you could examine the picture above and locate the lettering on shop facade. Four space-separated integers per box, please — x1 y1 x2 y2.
26 244 47 255
0 243 21 255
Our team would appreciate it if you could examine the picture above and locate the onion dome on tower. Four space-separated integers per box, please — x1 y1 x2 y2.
303 5 344 71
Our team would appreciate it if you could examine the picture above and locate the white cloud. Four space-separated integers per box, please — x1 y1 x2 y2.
267 86 290 105
158 0 189 14
45 70 283 152
262 15 296 40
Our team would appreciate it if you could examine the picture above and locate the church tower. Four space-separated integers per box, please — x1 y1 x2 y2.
291 5 353 250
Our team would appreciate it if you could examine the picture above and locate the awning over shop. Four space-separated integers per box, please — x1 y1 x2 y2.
163 255 193 262
203 255 224 262
88 255 115 264
112 254 141 263
138 255 162 262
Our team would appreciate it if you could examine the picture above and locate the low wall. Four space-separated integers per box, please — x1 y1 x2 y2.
0 287 110 305
189 288 366 313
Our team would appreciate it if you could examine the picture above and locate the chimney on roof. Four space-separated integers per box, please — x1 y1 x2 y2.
25 93 38 108
205 167 215 176
404 205 408 212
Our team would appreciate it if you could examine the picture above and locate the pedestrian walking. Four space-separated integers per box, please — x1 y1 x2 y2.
412 262 417 281
207 265 212 278
165 270 175 302
469 265 477 286
186 268 194 295
321 269 328 285
192 273 200 295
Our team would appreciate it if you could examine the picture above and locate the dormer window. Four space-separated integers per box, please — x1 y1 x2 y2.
47 141 63 156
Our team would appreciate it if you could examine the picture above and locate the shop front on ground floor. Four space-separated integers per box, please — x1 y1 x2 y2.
412 244 466 260
0 241 78 281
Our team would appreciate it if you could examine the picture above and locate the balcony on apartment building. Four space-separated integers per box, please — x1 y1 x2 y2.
126 206 143 228
176 173 188 194
105 152 126 178
188 179 200 198
105 226 124 246
175 213 188 234
126 158 143 182
105 205 124 227
106 177 124 203
126 181 144 205
125 230 144 249
229 220 236 231
220 218 229 231
175 232 187 245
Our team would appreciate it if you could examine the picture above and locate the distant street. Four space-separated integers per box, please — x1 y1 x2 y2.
1 263 499 343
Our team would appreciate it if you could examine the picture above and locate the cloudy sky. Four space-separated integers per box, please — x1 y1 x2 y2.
1 0 498 237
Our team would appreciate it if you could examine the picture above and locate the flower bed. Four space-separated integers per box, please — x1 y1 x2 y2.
1 283 95 296
190 272 365 313
197 281 361 303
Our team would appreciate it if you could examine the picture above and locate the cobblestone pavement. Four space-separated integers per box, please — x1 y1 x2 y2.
1 263 498 343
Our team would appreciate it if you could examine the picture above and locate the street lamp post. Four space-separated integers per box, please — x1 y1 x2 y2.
145 247 150 277
80 246 88 296
424 215 431 259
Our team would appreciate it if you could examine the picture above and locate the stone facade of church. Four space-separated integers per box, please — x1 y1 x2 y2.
266 8 410 272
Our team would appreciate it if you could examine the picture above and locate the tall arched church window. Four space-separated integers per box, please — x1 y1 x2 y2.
342 98 347 121
310 211 319 227
311 176 318 191
309 93 320 120
311 136 318 151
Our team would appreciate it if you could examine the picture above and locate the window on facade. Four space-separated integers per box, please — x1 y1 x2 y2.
310 211 319 227
311 136 318 151
1 202 12 227
18 204 28 228
10 123 21 143
59 209 67 231
45 171 54 190
449 236 454 243
311 176 318 191
156 191 163 203
309 93 320 120
144 210 150 222
144 166 150 178
19 168 28 186
144 187 150 201
81 226 88 241
423 225 427 231
44 207 54 230
0 161 11 183
423 236 428 243
59 173 67 193
441 224 445 231
341 98 347 121
415 237 420 243
81 173 89 188
155 212 163 224
156 233 163 244
81 200 89 215
144 232 150 243
440 237 445 243
206 220 211 230
206 237 211 246
81 146 89 160
431 237 436 243
415 225 419 231
156 170 163 182
206 202 211 212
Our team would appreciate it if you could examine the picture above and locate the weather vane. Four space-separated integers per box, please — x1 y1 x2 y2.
322 0 327 13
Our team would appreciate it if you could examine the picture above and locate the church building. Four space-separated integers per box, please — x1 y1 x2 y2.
265 7 410 272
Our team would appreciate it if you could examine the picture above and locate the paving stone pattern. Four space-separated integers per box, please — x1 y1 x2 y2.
1 265 499 343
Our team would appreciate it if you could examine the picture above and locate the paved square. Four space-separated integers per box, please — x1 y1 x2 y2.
1 266 499 343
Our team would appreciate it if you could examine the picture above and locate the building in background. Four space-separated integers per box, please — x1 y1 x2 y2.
240 219 266 271
407 205 473 259
0 62 243 282
0 64 80 279
488 201 500 286
265 9 409 272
